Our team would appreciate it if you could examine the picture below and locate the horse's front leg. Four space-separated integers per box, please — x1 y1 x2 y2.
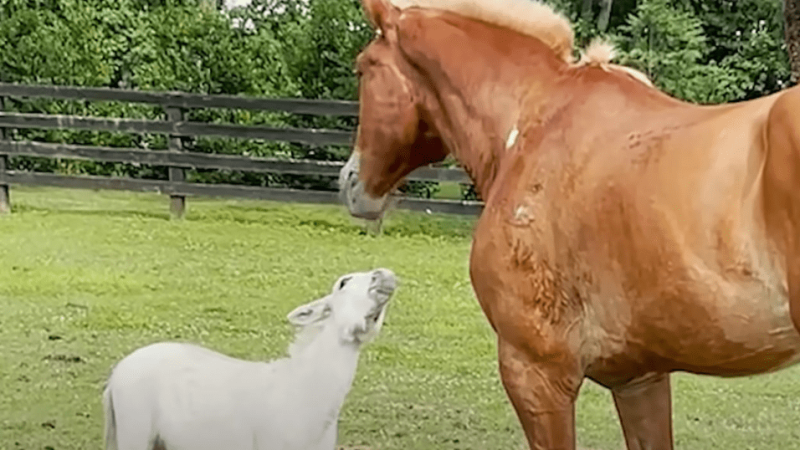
498 338 584 450
611 373 674 450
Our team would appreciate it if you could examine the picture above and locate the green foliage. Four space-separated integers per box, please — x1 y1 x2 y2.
563 0 791 103
242 0 371 101
0 0 330 191
236 0 370 162
613 0 714 100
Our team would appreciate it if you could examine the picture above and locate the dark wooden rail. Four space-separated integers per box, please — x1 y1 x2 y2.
0 112 354 146
0 83 360 116
0 83 480 218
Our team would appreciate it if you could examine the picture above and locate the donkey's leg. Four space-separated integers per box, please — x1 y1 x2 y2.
112 408 156 450
611 373 673 450
316 422 338 450
498 339 583 450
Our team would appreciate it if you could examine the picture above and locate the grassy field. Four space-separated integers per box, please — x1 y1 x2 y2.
2 187 800 450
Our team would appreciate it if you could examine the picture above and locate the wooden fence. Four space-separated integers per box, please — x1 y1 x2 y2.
0 83 482 218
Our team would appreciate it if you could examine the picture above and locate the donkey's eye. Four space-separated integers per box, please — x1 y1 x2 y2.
338 276 352 290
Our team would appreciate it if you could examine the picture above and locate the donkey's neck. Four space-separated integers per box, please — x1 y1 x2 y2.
405 13 567 198
288 324 361 408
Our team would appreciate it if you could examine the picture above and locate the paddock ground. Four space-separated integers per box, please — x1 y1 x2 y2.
1 186 800 450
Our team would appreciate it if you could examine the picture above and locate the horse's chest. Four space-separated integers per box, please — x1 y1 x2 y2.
469 198 585 346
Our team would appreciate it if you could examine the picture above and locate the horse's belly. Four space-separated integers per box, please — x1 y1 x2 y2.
697 286 800 374
584 280 800 384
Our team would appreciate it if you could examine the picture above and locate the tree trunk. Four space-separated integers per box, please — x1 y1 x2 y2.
786 0 800 84
581 0 594 23
597 0 613 32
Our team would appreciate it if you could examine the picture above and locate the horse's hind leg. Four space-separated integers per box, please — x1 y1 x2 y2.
611 373 674 450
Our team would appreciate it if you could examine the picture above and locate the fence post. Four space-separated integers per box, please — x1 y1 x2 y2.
166 106 186 219
0 96 10 214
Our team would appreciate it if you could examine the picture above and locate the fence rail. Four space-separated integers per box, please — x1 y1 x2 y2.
0 112 355 146
0 83 360 116
0 83 480 218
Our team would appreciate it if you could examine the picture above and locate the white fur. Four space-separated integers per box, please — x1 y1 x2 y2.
103 268 398 450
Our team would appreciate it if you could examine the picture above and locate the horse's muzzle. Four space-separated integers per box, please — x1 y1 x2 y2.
338 152 388 221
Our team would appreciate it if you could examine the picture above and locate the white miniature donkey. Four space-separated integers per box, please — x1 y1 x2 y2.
102 268 397 450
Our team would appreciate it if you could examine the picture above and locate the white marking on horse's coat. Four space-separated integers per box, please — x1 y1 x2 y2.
510 203 534 226
506 126 519 149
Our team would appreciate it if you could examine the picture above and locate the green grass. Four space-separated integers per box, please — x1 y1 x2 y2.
432 181 464 200
1 187 800 450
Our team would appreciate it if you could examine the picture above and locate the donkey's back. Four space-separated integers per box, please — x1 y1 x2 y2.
103 342 291 450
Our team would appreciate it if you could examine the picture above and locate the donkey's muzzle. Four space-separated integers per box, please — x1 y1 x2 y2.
370 268 397 302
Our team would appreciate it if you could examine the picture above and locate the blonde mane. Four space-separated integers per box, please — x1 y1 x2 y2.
576 39 654 87
390 0 575 63
389 0 654 87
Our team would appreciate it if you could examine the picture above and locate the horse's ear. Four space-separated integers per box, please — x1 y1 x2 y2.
362 0 398 33
287 297 331 327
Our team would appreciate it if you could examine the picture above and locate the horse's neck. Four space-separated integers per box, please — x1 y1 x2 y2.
432 78 561 198
414 30 565 198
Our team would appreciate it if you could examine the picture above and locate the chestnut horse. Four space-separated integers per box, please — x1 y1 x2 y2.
338 0 800 448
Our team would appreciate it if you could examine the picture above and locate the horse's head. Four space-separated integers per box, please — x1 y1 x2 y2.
339 0 448 221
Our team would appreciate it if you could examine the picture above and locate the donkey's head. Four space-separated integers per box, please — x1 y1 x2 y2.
287 268 398 345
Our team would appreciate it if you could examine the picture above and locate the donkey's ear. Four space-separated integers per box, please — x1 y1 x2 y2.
362 0 399 33
287 297 331 326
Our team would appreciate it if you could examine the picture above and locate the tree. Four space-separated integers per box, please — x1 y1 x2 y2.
786 0 800 83
597 0 612 32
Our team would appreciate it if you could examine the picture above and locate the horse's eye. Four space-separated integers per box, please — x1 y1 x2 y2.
338 277 352 290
